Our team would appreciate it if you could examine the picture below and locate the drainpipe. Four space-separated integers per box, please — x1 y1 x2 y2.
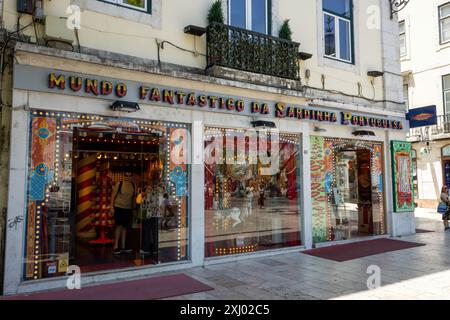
0 0 3 27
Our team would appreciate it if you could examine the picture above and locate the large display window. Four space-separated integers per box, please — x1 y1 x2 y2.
310 136 385 243
204 127 302 257
24 110 190 280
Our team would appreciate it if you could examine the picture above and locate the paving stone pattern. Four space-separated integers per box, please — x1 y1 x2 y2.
165 209 450 300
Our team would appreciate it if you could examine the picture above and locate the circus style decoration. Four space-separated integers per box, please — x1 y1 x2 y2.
76 154 97 239
310 136 385 243
391 141 414 212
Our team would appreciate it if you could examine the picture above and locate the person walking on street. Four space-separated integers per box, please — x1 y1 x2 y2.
440 185 450 231
258 183 265 209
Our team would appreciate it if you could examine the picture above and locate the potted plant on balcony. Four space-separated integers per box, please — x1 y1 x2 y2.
207 0 227 67
276 19 297 79
207 0 224 24
279 19 293 41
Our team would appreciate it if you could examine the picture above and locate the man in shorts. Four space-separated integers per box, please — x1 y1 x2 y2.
110 171 136 254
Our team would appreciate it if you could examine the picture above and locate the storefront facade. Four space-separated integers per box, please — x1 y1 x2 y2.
2 44 412 295
24 110 190 281
310 137 386 243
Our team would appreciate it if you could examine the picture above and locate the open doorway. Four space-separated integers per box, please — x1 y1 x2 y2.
332 149 373 241
69 127 163 272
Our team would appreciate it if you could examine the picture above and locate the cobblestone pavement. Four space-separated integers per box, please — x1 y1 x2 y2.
166 208 450 300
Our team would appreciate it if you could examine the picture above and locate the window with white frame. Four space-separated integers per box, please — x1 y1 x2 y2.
101 0 150 13
323 0 353 63
444 74 450 114
399 20 407 57
403 84 409 111
229 0 269 34
440 2 450 44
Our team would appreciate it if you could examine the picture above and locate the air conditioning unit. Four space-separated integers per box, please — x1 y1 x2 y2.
43 16 75 51
17 0 34 15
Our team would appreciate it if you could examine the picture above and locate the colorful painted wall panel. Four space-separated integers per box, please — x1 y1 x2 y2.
26 116 57 279
30 117 56 201
391 141 414 212
372 144 385 234
323 139 334 241
310 136 328 243
169 128 189 259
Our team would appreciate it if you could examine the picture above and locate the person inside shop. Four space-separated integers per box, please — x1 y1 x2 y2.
440 185 450 231
110 170 137 255
161 193 176 230
140 177 163 256
141 172 169 258
258 183 266 209
245 185 254 217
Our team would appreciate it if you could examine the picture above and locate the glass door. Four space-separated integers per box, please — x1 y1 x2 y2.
333 151 359 240
444 160 450 189
332 149 372 241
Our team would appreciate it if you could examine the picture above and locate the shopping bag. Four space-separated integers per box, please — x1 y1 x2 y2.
437 202 448 214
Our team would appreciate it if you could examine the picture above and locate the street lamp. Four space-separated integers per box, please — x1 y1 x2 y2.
390 0 410 19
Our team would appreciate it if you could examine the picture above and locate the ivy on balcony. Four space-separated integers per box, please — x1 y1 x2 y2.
206 22 301 81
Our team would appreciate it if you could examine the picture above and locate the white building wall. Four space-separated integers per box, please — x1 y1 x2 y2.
399 0 450 114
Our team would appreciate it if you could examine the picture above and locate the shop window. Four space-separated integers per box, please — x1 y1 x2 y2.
399 20 407 58
323 0 353 63
443 145 450 157
229 0 269 34
442 145 450 189
204 127 301 257
23 111 189 280
403 84 409 111
310 137 385 243
439 2 450 44
101 0 151 13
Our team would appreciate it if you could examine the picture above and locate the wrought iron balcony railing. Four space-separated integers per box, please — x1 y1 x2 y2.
408 115 450 139
206 22 301 81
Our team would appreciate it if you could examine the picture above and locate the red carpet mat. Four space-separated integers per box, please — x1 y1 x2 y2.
415 229 434 233
2 273 213 300
302 238 425 262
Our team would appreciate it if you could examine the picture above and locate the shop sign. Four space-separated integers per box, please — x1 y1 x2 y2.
391 141 414 212
407 105 437 128
47 262 57 274
13 65 406 131
58 253 69 273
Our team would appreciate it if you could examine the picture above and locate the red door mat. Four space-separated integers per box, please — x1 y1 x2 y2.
302 238 425 262
2 273 214 300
